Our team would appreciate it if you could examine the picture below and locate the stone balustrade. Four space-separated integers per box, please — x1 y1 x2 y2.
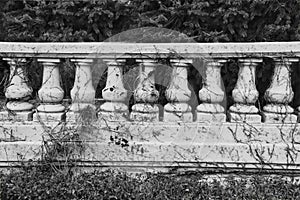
1 42 300 173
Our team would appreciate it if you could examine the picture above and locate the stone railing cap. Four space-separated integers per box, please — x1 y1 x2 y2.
1 42 300 58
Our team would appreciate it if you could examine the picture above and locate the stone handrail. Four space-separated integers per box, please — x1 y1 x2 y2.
0 41 300 173
0 42 300 58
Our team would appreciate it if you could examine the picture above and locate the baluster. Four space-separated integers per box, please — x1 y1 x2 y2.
1 58 33 121
33 59 65 122
98 59 128 121
164 59 193 122
229 58 262 122
197 59 226 122
66 59 96 121
130 59 159 121
263 58 298 123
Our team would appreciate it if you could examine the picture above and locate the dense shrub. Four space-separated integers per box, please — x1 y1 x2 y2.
1 169 300 199
1 0 300 42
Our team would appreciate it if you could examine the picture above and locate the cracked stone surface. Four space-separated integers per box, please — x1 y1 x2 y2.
69 59 95 111
101 60 127 102
38 59 64 103
4 58 33 113
131 60 159 121
197 103 225 113
264 58 296 104
164 60 192 122
1 121 300 172
133 60 159 103
229 104 259 114
198 59 225 103
99 60 128 121
263 58 297 123
36 59 65 119
263 104 294 114
232 59 261 104
229 59 261 122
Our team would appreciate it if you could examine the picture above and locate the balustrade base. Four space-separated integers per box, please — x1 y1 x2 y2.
229 112 262 123
130 112 159 122
0 111 33 121
163 111 193 122
66 111 97 122
262 112 297 123
0 121 300 173
0 141 42 161
33 112 65 122
197 112 226 122
97 111 129 122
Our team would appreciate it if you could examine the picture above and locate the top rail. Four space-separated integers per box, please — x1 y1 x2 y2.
0 42 300 59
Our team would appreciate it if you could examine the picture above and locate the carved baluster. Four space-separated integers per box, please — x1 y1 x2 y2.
164 59 193 122
66 59 96 121
33 59 65 122
1 58 33 121
98 59 128 121
130 59 159 121
229 58 262 122
263 58 298 123
197 59 226 122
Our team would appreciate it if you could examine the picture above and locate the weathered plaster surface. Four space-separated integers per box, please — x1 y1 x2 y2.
1 121 300 172
1 42 300 58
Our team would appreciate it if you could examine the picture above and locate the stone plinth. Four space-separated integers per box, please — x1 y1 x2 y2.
130 104 159 122
33 112 65 122
197 112 226 123
164 103 193 122
0 110 33 121
229 103 262 123
229 113 262 123
1 121 300 173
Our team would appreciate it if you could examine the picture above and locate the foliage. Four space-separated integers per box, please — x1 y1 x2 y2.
1 169 300 199
1 0 300 42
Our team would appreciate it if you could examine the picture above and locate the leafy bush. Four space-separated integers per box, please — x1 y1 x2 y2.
1 169 300 199
1 0 300 42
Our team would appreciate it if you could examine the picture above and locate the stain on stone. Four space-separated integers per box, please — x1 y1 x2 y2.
110 135 129 148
